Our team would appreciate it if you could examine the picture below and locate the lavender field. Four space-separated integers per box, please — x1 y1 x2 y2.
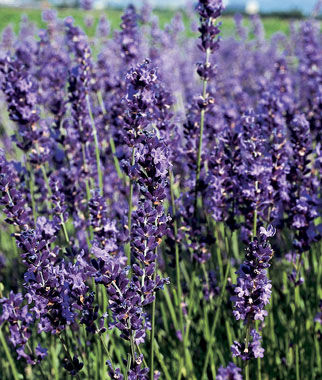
0 0 321 379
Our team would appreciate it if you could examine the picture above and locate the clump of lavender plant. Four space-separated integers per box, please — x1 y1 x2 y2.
0 4 321 380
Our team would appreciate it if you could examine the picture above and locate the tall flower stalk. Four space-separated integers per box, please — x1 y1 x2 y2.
195 0 223 208
96 60 171 378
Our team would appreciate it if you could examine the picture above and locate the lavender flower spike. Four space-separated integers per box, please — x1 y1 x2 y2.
231 225 275 322
216 362 243 380
231 328 264 360
231 226 275 360
80 0 93 11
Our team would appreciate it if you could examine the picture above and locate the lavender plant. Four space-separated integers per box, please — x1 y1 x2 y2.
0 2 321 380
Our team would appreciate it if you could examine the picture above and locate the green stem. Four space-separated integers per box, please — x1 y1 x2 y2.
267 270 276 347
257 351 261 380
214 228 224 280
126 353 131 380
82 143 92 201
169 170 184 334
295 344 300 380
86 94 103 195
58 333 81 380
9 224 18 257
294 266 301 380
0 327 20 380
181 294 195 379
136 344 148 368
202 264 217 376
97 330 113 364
163 284 179 331
97 90 124 181
109 137 124 180
128 148 136 232
125 147 136 264
294 254 302 307
315 243 322 373
26 161 37 225
150 261 157 380
127 318 136 368
51 335 59 380
82 327 91 379
195 47 211 212
40 164 52 212
314 330 321 372
109 332 126 373
82 143 94 242
201 260 231 379
96 90 107 114
245 326 251 380
255 321 261 380
94 344 99 380
60 214 70 243
245 361 250 380
253 180 258 241
153 341 172 380
128 331 136 378
225 320 236 364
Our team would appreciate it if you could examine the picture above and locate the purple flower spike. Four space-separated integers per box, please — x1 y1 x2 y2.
119 5 140 65
314 300 322 325
0 56 40 152
127 354 149 380
231 226 275 322
35 343 48 360
231 328 264 360
0 151 32 227
231 226 275 360
216 362 243 380
80 0 93 11
107 360 124 379
197 0 223 53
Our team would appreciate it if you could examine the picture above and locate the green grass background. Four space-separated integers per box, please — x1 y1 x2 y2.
0 6 293 37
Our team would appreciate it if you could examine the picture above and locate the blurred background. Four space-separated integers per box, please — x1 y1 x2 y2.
0 0 321 16
0 0 321 37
